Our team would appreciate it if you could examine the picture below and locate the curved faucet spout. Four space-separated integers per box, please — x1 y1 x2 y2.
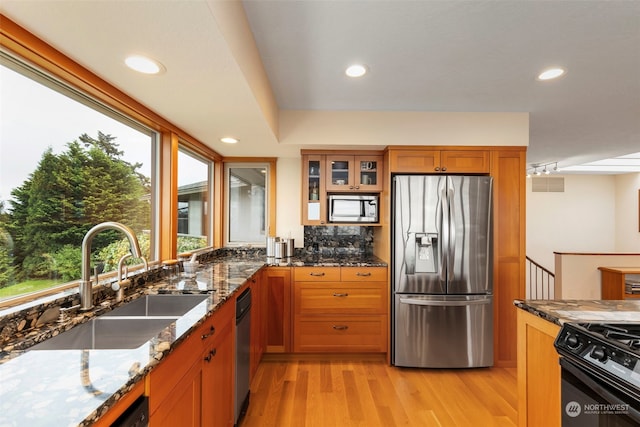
80 222 142 311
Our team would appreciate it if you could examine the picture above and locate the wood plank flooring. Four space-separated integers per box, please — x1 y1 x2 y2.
240 355 517 427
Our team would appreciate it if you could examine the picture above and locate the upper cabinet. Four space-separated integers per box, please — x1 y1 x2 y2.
325 155 383 192
301 150 383 225
389 148 490 173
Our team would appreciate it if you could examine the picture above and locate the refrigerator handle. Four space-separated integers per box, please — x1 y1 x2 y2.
405 232 416 274
399 297 491 307
439 184 448 283
447 184 456 282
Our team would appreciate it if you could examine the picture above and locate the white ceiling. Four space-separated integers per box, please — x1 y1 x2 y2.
1 0 639 172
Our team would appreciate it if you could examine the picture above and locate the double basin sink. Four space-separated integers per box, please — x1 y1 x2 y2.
32 294 209 351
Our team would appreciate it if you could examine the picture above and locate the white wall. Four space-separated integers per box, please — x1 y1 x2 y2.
275 157 304 247
615 173 640 251
526 174 617 272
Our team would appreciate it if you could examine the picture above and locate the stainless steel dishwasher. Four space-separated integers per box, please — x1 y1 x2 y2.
235 287 251 426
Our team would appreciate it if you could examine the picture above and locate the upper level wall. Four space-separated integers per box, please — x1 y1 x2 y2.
555 253 640 299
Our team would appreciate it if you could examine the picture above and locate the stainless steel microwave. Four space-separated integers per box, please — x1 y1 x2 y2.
328 194 378 223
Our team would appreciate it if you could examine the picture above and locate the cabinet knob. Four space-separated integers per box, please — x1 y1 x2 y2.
355 272 371 277
333 293 349 297
442 167 447 171
435 167 440 171
201 326 216 340
310 272 325 277
332 325 349 331
354 186 360 190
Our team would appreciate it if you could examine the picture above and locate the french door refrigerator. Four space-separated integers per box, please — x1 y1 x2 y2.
391 175 493 368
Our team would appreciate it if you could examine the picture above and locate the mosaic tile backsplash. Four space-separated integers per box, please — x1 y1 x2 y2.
303 225 374 256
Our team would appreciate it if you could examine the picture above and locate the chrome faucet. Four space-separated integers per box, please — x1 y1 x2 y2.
80 222 143 311
111 253 148 302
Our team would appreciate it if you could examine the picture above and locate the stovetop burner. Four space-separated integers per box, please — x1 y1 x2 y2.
579 323 640 352
555 322 640 395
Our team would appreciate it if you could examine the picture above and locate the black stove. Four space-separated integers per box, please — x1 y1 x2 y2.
555 322 640 401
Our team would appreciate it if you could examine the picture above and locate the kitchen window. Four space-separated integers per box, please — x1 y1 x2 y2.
177 147 213 252
0 51 157 304
225 162 272 246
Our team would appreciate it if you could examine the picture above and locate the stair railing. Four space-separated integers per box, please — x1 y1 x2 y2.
526 256 555 300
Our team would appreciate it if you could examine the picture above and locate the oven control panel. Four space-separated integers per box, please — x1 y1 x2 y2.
555 324 640 389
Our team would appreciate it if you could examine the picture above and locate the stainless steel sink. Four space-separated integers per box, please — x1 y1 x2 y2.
103 294 208 317
31 317 175 350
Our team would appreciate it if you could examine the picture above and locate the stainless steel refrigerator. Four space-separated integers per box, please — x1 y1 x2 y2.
391 175 493 368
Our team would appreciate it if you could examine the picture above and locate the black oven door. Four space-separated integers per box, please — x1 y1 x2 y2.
560 357 640 426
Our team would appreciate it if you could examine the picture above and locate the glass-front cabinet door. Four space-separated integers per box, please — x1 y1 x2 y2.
302 155 326 225
325 155 354 191
355 155 383 191
326 155 383 191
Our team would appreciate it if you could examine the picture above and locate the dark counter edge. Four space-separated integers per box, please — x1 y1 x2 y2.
514 299 564 326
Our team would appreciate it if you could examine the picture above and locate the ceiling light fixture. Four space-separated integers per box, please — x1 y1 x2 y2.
345 64 367 78
124 55 165 75
220 137 239 144
537 67 566 81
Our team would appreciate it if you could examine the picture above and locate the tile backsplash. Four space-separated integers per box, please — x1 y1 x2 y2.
303 226 374 256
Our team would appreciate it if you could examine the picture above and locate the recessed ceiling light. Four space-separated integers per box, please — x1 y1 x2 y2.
220 137 239 144
345 64 367 78
124 55 165 75
537 67 566 81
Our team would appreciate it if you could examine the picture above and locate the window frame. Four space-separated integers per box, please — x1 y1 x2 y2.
0 18 223 308
223 158 277 246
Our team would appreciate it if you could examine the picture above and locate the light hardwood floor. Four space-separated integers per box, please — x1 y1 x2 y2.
240 355 518 427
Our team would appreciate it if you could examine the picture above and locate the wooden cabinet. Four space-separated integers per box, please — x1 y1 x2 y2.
249 272 266 380
301 150 383 225
599 267 640 300
325 154 383 192
149 298 234 427
264 267 292 353
517 309 561 427
200 299 235 427
389 147 490 173
292 266 388 353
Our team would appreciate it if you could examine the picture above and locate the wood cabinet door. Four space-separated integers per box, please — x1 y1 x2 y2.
302 154 327 225
389 150 440 173
201 312 234 427
325 155 356 191
264 267 292 352
149 361 202 427
354 155 383 191
249 274 265 380
441 150 490 173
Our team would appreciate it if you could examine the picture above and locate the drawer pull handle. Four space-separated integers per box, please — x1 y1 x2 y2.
204 348 217 362
333 293 349 297
356 272 372 277
332 325 349 331
201 326 216 340
310 272 325 277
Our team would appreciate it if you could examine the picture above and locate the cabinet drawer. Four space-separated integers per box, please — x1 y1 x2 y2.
340 267 387 282
293 315 387 353
295 284 387 314
294 267 341 282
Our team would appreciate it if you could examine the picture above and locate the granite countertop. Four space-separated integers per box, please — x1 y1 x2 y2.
0 253 387 426
514 299 640 326
0 258 264 427
270 253 387 267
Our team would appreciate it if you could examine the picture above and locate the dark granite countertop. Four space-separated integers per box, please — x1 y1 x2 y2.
0 258 264 427
514 299 640 326
0 253 386 426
